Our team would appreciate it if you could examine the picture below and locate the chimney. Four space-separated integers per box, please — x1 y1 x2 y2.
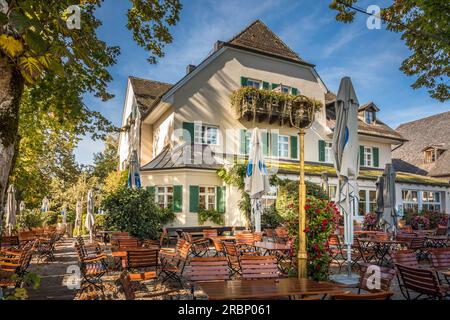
214 41 224 52
186 64 196 74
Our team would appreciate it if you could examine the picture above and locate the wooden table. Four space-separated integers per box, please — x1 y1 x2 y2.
198 278 343 300
358 238 407 265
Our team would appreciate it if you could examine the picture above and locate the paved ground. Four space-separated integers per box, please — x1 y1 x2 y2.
27 238 78 300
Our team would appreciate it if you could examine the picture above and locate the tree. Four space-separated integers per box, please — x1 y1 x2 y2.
0 0 182 204
330 0 450 102
91 134 119 181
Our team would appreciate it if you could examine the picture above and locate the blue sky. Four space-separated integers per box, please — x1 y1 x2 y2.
76 0 449 165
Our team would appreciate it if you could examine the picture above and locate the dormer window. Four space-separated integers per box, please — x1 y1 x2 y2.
365 110 375 124
424 149 436 163
424 146 445 164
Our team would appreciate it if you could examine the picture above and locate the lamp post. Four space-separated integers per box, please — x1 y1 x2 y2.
289 99 317 278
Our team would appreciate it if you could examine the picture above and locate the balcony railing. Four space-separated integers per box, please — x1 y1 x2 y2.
230 87 322 127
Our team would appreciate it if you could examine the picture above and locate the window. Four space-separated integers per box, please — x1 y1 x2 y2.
278 135 289 158
324 142 334 163
156 186 173 209
246 79 262 89
328 185 337 200
422 191 441 212
280 85 291 94
262 186 278 209
365 111 375 124
194 124 218 145
364 147 372 167
402 190 419 213
424 149 436 163
199 186 216 210
358 189 376 216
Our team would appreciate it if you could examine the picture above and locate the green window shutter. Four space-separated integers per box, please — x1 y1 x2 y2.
239 129 248 155
173 185 183 213
291 135 298 159
271 132 279 157
182 122 195 144
360 146 365 166
146 186 156 202
216 186 226 214
240 77 248 87
272 83 279 90
373 147 379 168
262 81 270 90
189 185 199 213
291 87 298 96
262 131 269 156
318 140 326 162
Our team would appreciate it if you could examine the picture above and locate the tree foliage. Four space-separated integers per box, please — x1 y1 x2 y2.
102 187 175 240
330 0 450 102
0 0 182 203
91 134 119 181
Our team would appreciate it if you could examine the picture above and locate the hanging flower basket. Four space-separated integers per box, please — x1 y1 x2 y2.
230 87 322 125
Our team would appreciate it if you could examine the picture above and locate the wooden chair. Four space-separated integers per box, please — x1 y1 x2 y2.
330 291 394 300
357 264 396 293
74 242 108 295
274 227 289 244
435 225 448 236
182 232 209 257
222 241 242 276
235 232 256 253
117 238 141 249
126 249 159 283
328 235 345 271
143 239 160 249
253 232 263 242
160 242 192 287
120 271 175 300
429 249 450 285
395 263 449 300
0 236 20 249
408 237 428 261
211 238 225 257
263 228 275 242
189 257 230 298
240 256 279 280
203 229 218 238
392 250 419 267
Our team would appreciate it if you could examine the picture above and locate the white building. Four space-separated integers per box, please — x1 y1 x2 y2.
118 20 450 227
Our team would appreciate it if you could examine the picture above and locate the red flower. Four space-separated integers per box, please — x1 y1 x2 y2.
315 208 322 214
305 205 311 210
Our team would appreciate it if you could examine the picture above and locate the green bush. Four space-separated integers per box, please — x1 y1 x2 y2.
95 214 109 229
261 205 284 229
102 187 175 240
43 211 59 226
17 209 43 231
198 208 224 225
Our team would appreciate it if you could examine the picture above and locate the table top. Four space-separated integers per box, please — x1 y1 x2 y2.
199 278 343 300
111 246 151 257
358 238 406 244
209 236 236 241
254 241 291 250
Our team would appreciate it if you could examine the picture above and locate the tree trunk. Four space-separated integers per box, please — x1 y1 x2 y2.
0 54 24 206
